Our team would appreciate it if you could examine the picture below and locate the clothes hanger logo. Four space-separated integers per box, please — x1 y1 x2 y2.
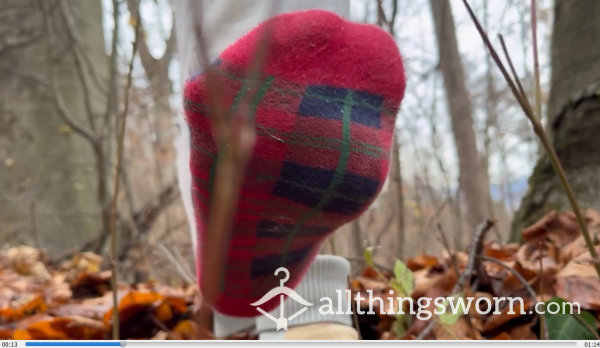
250 267 313 331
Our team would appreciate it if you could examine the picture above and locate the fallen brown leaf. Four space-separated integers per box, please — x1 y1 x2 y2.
70 271 113 299
482 299 533 333
103 291 163 324
434 316 479 340
507 322 536 340
484 242 519 261
492 332 512 339
5 246 52 280
556 260 600 310
0 293 47 323
406 254 439 272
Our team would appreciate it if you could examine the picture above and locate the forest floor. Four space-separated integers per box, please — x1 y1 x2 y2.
1 209 600 340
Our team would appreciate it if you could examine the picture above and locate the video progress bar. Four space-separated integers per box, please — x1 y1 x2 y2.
25 343 122 346
23 342 578 347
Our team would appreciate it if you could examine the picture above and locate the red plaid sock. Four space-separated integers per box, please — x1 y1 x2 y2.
183 9 406 317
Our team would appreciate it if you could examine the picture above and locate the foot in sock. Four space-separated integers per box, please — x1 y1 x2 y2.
183 9 406 318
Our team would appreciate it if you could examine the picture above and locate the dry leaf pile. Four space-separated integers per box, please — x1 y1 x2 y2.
0 247 236 340
1 210 600 340
353 209 600 340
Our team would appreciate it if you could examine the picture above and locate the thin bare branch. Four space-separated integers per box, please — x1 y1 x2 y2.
374 213 396 246
480 255 548 339
531 0 542 122
498 35 529 106
58 0 97 130
108 3 141 339
191 0 280 305
59 0 109 97
104 0 121 130
0 34 43 55
416 219 494 340
157 244 196 284
389 0 398 35
437 223 459 278
537 241 547 340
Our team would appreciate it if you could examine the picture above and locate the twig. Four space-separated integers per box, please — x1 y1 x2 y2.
328 236 338 256
437 226 482 341
58 0 109 97
531 0 542 122
191 0 279 305
437 223 459 278
470 218 493 288
416 219 494 340
389 0 399 36
537 241 547 340
104 0 121 131
375 0 387 29
463 219 494 290
462 0 600 281
479 255 548 339
157 244 196 284
481 256 537 299
422 198 449 242
57 0 96 130
149 311 170 332
497 36 529 111
107 4 141 340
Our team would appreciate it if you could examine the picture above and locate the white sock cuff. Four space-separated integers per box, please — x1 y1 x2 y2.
212 311 255 338
256 255 353 339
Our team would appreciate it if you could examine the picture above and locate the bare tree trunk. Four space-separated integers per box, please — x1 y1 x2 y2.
429 0 490 232
390 135 405 260
127 0 177 184
351 220 363 257
510 0 600 241
0 0 107 254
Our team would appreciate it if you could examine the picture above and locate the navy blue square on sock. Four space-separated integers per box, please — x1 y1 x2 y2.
251 245 313 279
298 85 348 120
350 90 383 128
272 161 334 207
322 172 380 215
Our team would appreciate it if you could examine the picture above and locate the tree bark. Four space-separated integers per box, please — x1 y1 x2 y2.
0 0 107 254
391 136 405 260
127 0 177 184
351 220 364 257
510 0 600 241
429 0 490 233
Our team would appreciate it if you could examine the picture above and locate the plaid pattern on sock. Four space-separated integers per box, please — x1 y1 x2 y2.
183 9 406 317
